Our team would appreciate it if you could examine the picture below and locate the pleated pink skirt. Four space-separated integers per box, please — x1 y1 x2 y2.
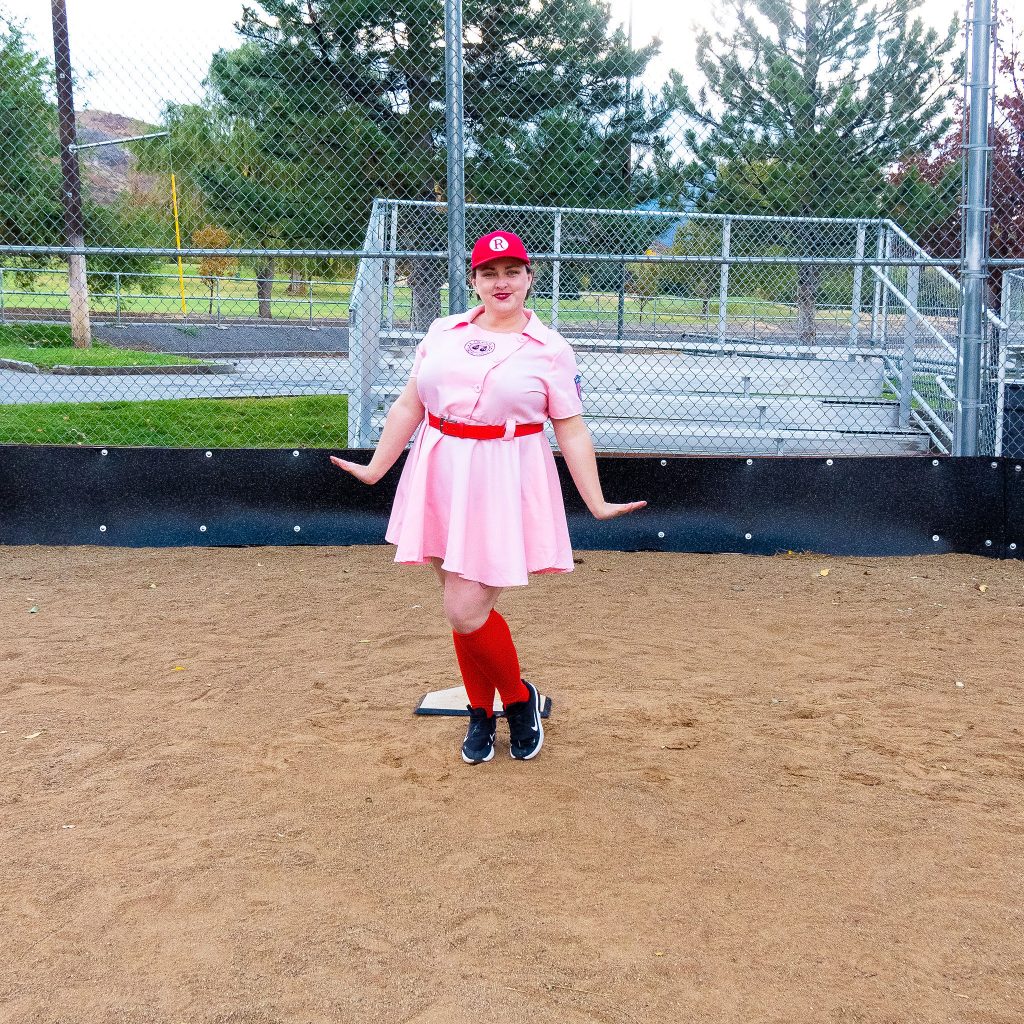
385 423 574 587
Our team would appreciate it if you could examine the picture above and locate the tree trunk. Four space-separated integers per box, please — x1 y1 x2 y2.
796 263 819 344
256 257 274 319
410 248 445 329
287 267 307 296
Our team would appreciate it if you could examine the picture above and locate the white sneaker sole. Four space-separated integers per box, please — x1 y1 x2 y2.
462 744 495 764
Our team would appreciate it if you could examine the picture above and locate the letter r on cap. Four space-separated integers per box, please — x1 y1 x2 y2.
489 237 509 252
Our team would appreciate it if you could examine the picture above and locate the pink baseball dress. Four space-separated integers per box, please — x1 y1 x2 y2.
385 305 584 587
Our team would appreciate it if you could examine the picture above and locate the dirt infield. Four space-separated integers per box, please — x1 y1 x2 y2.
2 544 1022 1024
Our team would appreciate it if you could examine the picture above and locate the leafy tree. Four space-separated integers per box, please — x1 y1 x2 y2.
138 100 294 317
0 17 160 301
890 23 1024 311
192 224 237 313
675 0 959 341
662 219 722 326
0 17 61 266
627 250 662 325
182 0 678 327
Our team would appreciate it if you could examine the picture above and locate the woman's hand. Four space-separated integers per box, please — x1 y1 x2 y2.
592 500 647 521
330 456 381 485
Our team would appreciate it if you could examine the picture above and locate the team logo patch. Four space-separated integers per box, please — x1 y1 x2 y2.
465 339 496 357
489 236 510 252
574 373 583 400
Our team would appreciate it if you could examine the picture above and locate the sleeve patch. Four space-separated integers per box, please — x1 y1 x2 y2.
574 373 583 400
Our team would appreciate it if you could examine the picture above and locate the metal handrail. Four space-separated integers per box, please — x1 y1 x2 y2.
870 267 957 357
883 220 1008 332
881 354 953 451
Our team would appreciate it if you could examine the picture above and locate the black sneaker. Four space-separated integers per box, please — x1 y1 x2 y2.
505 679 544 760
461 706 496 764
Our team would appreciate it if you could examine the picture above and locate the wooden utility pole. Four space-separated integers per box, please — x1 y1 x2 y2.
50 0 91 348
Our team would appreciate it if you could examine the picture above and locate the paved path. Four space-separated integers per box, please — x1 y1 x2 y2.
93 322 349 356
2 346 887 406
1 346 934 454
0 357 353 405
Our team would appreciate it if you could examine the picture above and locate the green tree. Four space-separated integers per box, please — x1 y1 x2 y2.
186 0 677 327
627 250 662 325
0 17 61 267
675 0 958 342
193 224 237 314
663 219 722 328
888 23 1024 311
0 18 161 302
138 99 298 318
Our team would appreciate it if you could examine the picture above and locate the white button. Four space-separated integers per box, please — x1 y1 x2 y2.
474 385 481 392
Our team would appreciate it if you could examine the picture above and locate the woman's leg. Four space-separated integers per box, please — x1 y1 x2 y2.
442 571 529 709
428 559 498 713
441 571 502 635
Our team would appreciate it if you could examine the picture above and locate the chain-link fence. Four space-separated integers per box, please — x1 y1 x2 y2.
1 0 1021 454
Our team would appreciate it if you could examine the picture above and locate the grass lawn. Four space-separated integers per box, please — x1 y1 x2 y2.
0 394 349 448
0 324 207 369
4 262 850 326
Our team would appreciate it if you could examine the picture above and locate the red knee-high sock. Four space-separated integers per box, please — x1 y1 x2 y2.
456 610 529 708
452 630 496 714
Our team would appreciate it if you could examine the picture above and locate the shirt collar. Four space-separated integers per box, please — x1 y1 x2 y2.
443 305 552 345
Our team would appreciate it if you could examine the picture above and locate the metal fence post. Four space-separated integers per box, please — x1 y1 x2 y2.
1 268 6 324
717 217 731 344
878 227 892 349
955 0 994 456
308 279 317 330
899 264 921 427
994 318 1008 457
870 222 885 344
849 221 866 347
551 210 562 330
115 271 121 325
616 263 626 342
386 202 398 331
444 0 467 315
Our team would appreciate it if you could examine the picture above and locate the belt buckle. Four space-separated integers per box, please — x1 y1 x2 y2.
439 414 453 435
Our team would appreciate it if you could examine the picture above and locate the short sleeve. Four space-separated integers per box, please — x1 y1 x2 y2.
545 341 584 419
410 336 427 377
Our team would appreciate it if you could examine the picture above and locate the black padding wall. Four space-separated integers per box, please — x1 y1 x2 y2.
1 446 1021 560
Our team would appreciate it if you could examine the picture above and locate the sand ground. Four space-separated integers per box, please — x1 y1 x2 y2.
2 545 1022 1024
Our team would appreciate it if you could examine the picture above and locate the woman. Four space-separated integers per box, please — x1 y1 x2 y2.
331 230 646 764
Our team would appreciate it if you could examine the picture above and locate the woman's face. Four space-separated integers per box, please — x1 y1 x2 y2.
472 257 533 317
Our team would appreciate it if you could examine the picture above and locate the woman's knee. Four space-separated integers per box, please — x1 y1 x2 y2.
443 583 495 634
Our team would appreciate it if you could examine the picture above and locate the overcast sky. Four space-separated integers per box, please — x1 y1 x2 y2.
8 0 966 124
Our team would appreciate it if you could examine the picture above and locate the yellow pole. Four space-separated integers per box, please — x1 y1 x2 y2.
170 172 187 315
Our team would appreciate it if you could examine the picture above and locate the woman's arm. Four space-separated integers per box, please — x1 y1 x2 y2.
551 415 647 520
330 375 425 485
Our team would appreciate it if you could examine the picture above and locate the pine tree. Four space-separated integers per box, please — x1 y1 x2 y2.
179 0 676 327
675 0 958 342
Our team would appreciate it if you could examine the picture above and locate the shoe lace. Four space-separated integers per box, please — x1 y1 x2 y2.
504 699 531 736
466 708 494 744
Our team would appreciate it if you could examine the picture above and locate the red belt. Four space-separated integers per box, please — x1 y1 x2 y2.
428 413 544 439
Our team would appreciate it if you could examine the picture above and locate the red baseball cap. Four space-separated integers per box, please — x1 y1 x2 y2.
471 230 531 269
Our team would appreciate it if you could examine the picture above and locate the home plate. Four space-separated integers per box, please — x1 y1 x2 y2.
415 685 552 718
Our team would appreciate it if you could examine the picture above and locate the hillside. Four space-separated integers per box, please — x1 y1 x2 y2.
76 109 162 205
